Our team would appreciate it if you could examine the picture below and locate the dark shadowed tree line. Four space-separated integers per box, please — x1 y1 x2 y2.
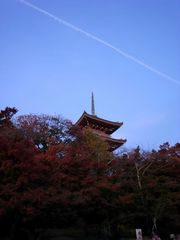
0 107 179 240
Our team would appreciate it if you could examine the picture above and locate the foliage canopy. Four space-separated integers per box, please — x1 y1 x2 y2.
0 107 179 240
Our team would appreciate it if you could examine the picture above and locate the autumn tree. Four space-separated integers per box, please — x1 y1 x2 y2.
15 114 72 151
141 144 180 237
0 109 116 239
0 109 71 239
115 144 180 238
0 107 17 127
1 107 179 239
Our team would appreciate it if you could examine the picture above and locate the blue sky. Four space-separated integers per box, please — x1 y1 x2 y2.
1 0 180 150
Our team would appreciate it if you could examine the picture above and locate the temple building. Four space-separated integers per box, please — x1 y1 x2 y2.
75 93 126 151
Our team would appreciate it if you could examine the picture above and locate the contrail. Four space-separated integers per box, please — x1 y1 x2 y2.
19 0 180 86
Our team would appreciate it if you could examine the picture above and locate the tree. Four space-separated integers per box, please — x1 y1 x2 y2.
0 109 65 239
121 144 180 237
0 112 117 239
0 115 39 239
0 107 17 128
15 114 72 151
1 107 179 239
141 144 180 237
109 144 180 238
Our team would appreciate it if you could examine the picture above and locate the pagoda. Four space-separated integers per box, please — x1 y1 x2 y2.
75 93 126 151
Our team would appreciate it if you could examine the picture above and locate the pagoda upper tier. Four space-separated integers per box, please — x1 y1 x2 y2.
75 111 126 151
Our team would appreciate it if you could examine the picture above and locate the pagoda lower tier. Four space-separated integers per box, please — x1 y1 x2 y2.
75 111 126 151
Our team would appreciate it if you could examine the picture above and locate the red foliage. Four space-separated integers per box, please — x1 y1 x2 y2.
0 107 180 238
0 107 17 127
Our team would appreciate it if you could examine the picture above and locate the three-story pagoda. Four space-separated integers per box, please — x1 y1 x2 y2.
75 93 126 151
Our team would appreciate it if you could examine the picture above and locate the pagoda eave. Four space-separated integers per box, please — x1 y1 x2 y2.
75 111 123 135
104 137 127 151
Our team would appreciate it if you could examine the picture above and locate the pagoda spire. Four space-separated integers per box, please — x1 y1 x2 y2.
91 92 95 115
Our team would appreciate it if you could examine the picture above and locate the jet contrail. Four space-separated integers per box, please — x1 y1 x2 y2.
19 0 180 86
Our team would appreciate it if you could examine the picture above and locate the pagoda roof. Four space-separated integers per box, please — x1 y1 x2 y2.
104 136 127 151
75 111 123 135
104 138 127 151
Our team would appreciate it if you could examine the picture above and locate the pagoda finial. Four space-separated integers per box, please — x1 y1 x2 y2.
91 92 95 115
